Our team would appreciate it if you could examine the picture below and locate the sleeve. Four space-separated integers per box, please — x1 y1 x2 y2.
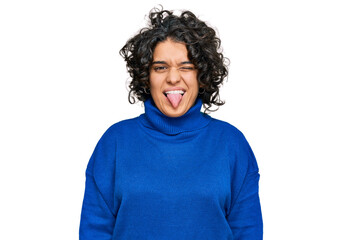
226 133 263 240
79 127 117 240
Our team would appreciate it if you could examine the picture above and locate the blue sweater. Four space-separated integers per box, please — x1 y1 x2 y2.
79 98 263 239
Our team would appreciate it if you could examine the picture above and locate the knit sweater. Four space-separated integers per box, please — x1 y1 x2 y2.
79 97 263 240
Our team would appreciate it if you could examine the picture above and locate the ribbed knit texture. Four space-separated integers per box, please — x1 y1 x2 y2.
140 98 211 135
79 97 263 240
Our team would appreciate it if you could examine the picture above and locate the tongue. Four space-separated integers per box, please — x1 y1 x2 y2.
166 93 183 108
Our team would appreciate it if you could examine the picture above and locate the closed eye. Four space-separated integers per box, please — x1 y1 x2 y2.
179 66 195 71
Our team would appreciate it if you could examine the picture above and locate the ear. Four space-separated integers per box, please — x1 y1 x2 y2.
199 83 206 88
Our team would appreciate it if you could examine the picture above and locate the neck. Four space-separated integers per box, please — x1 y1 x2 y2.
138 98 211 135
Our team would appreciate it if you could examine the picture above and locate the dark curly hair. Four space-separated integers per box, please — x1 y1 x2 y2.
120 7 228 113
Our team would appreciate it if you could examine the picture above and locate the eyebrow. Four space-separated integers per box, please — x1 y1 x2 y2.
152 61 167 65
180 61 193 65
151 61 193 65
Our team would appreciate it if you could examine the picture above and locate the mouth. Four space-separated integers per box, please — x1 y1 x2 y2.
163 89 185 108
163 90 185 97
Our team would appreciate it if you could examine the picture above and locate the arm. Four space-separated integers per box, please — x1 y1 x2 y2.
226 169 263 240
79 127 117 239
226 132 263 240
79 172 116 239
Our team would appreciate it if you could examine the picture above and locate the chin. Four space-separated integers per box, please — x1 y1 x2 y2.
162 106 187 118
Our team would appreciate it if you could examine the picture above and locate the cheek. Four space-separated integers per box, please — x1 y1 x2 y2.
184 72 198 89
149 73 160 90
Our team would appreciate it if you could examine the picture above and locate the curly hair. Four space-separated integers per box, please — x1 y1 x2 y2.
119 7 228 113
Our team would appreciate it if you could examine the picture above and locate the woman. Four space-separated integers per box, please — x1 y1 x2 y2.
79 8 263 240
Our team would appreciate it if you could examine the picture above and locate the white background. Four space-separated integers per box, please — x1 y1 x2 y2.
0 0 361 239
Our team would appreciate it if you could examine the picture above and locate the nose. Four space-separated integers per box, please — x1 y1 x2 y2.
166 67 181 84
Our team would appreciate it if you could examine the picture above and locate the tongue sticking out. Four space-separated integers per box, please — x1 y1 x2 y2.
166 93 183 108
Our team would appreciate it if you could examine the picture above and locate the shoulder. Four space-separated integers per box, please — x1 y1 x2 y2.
209 117 258 171
106 116 139 132
87 116 140 174
90 117 140 158
208 117 248 144
100 116 140 139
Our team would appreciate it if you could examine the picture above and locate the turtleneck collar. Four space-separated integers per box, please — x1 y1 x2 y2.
138 97 212 135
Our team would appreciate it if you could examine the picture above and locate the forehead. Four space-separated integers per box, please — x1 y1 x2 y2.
153 39 189 62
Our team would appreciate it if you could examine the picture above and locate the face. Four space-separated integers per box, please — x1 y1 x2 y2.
149 38 199 117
